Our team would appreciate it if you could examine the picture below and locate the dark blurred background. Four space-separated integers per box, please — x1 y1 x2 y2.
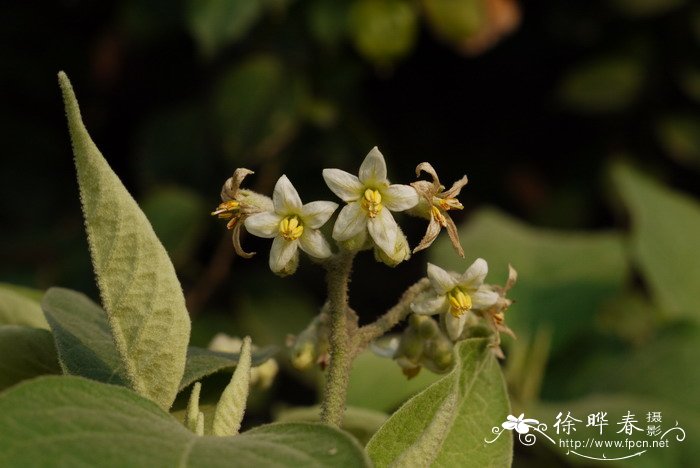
1 1 699 465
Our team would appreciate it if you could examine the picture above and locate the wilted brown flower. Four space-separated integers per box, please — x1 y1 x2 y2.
411 162 468 257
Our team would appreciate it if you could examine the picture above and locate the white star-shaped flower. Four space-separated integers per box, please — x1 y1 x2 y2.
244 175 337 275
410 259 499 340
322 147 419 258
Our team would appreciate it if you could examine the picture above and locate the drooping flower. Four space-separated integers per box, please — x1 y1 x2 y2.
411 162 468 257
322 147 419 263
244 175 337 275
410 259 499 340
211 168 272 258
475 264 517 357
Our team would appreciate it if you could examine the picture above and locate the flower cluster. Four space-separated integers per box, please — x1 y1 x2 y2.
211 146 517 375
211 147 469 274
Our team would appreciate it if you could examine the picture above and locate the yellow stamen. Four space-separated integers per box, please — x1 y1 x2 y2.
437 197 463 211
362 189 383 218
431 205 447 227
211 200 240 218
279 216 304 241
447 288 472 318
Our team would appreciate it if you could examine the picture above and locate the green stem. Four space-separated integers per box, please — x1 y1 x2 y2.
356 278 430 352
320 250 356 427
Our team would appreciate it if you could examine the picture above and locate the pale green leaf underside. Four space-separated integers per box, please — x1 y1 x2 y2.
0 376 371 467
0 326 61 391
367 338 512 468
41 287 272 391
0 284 49 329
58 72 191 410
611 162 700 320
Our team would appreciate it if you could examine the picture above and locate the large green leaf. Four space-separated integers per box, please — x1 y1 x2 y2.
58 72 191 410
612 162 700 319
180 345 278 391
0 325 61 391
276 405 389 445
0 376 371 467
367 339 512 467
42 287 129 385
0 284 48 329
41 287 274 392
345 350 439 412
430 208 628 351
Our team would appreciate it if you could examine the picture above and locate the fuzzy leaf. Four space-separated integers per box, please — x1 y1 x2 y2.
612 162 700 320
212 336 252 436
0 326 61 391
0 376 371 467
185 381 202 434
367 338 512 467
276 405 389 445
42 287 128 385
0 284 49 329
41 287 273 391
58 72 191 410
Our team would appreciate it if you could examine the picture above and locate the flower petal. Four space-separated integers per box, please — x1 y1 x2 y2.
358 146 387 184
300 201 338 229
410 292 447 315
221 168 254 201
367 208 398 256
322 169 363 202
442 174 468 199
471 287 499 310
427 263 458 295
383 184 419 211
269 236 299 273
413 216 442 254
299 229 332 259
460 257 488 288
415 162 441 191
244 212 281 238
515 423 530 435
445 312 467 341
332 202 367 241
273 175 303 214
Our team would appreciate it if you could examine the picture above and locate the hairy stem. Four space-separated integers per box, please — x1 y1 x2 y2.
356 278 431 352
320 250 356 427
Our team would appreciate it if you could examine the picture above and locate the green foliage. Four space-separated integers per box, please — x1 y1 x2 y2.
345 350 439 412
367 338 512 467
213 56 304 162
348 0 418 67
276 405 389 445
0 284 49 329
41 287 275 392
612 162 700 319
212 336 252 436
186 0 264 57
142 187 208 267
430 208 628 351
0 326 61 391
422 0 485 43
536 395 699 467
0 376 372 467
559 56 645 113
656 115 700 169
59 72 191 410
42 287 129 385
